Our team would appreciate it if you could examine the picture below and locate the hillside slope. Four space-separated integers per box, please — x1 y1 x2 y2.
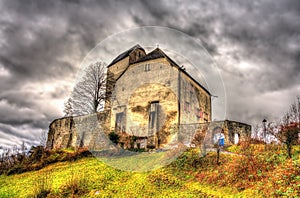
0 145 299 197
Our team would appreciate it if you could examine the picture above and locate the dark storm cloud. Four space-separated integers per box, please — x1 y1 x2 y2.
135 0 300 123
134 0 300 89
0 123 41 146
1 1 81 82
0 124 32 141
0 0 299 146
0 0 145 84
0 0 142 146
218 0 300 88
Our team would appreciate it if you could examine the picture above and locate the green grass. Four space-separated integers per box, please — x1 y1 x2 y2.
0 145 299 197
0 155 246 197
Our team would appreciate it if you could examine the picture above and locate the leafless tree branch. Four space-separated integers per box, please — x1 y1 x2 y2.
64 61 115 116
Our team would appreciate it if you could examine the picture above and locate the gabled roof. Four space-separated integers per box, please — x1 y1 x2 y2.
132 48 165 63
132 48 211 95
132 47 184 69
110 45 211 96
107 44 144 67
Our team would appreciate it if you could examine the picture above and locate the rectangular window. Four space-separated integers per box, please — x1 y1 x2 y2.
149 101 159 135
144 64 151 72
115 112 125 132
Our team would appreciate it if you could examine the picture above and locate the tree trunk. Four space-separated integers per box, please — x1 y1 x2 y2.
286 143 292 158
217 147 220 165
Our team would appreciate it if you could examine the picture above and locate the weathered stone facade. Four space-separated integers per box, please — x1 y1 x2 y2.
46 111 110 149
46 44 251 150
107 45 211 148
189 120 252 147
46 115 251 149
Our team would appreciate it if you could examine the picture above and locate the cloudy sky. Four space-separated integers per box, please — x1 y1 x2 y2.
0 0 299 147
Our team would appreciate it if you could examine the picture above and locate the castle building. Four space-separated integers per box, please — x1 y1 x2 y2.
106 45 211 148
46 45 251 150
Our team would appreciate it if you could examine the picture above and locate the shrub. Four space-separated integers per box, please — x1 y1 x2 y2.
108 131 120 144
256 159 300 197
7 165 24 175
0 147 92 176
147 170 182 188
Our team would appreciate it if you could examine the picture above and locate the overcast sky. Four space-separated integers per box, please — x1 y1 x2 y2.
0 0 299 147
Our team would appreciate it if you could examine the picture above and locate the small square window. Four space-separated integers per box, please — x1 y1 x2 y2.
144 64 150 72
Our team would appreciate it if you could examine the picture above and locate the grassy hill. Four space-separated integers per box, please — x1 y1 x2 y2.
0 144 299 197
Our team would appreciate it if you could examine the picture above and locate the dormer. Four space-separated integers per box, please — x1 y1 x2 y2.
129 47 146 64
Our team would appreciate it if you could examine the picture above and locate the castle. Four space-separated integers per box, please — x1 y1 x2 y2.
46 45 251 150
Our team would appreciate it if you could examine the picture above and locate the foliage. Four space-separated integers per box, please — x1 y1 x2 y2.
193 144 299 196
108 131 120 145
0 146 92 175
0 157 203 197
256 159 300 197
32 170 52 198
0 150 239 197
267 96 300 158
0 145 299 197
147 170 182 188
59 166 89 197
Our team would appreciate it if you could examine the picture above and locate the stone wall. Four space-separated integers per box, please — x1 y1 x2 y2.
179 72 211 124
108 57 129 80
110 58 180 148
47 45 248 150
46 115 251 150
109 57 211 148
46 111 110 149
189 120 252 147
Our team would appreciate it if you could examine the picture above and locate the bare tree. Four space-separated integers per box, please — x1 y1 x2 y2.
69 61 115 116
252 124 260 141
63 97 73 116
268 97 300 158
21 141 26 153
40 130 48 147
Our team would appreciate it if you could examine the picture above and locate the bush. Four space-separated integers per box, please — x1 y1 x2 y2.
108 131 120 144
7 165 24 175
147 170 182 188
256 159 300 197
0 147 92 176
